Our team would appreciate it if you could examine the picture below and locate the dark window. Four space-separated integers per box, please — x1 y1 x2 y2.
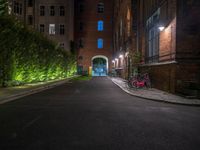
19 3 22 14
28 15 33 25
60 43 64 49
14 1 22 15
59 24 65 35
60 6 65 16
50 6 55 16
97 3 104 13
40 6 45 16
78 56 83 60
39 24 45 33
79 22 84 31
78 38 84 48
79 3 84 12
28 0 33 7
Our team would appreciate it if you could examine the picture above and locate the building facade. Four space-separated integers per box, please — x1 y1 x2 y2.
8 0 74 51
113 0 200 97
75 0 113 76
113 0 137 79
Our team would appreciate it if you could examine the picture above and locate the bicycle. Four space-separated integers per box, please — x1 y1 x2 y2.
128 73 151 89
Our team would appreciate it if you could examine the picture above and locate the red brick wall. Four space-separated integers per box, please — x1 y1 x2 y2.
75 0 113 72
159 18 176 62
140 63 176 93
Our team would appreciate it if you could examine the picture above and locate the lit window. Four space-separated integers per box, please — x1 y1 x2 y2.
59 24 65 35
49 24 55 35
40 6 45 16
50 6 55 16
97 38 103 49
98 20 104 31
127 9 131 36
97 3 104 13
60 6 65 16
39 24 45 33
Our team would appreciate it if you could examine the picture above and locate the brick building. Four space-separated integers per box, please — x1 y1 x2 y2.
113 0 200 97
75 0 113 76
8 0 74 51
113 0 137 79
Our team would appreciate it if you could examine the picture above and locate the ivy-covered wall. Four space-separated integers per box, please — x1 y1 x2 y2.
0 15 76 87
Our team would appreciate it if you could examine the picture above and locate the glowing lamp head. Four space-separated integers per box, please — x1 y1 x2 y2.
119 54 124 58
158 26 165 31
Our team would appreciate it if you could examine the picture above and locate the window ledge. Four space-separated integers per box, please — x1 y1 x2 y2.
140 61 177 67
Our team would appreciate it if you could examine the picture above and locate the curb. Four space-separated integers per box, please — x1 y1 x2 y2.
111 78 200 106
0 76 78 105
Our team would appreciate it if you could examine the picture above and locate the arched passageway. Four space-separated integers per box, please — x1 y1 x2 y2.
92 55 108 76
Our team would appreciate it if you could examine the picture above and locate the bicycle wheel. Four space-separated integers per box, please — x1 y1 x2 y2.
131 80 138 88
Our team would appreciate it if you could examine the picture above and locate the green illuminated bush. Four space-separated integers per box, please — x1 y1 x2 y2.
0 15 76 87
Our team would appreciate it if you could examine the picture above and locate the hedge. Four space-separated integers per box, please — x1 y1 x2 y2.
0 15 76 87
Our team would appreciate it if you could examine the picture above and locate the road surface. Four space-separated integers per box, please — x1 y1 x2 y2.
0 77 200 150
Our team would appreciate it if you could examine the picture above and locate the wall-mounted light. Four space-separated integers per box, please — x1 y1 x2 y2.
112 60 115 63
115 58 118 61
125 52 129 57
158 26 165 31
119 54 124 58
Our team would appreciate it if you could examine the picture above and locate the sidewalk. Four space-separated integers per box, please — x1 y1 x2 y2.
111 77 200 106
0 76 78 105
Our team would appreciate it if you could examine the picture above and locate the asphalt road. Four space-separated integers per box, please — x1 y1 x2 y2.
0 77 200 150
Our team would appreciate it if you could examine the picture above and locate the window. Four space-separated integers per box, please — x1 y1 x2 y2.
50 6 55 16
127 9 131 36
59 24 65 35
97 3 104 13
147 27 159 63
14 1 22 15
39 24 45 33
28 15 33 25
79 3 84 12
49 24 55 35
60 43 64 49
40 6 45 16
78 38 84 48
97 38 103 49
60 6 65 16
28 0 33 7
78 56 83 60
120 19 123 36
146 8 160 63
79 22 84 31
98 20 104 31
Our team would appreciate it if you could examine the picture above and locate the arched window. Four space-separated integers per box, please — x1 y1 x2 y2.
97 38 103 49
97 3 104 13
98 20 104 31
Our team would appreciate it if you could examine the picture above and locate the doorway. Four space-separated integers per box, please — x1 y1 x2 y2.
92 56 108 76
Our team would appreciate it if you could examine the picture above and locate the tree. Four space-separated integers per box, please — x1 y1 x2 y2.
0 0 8 16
